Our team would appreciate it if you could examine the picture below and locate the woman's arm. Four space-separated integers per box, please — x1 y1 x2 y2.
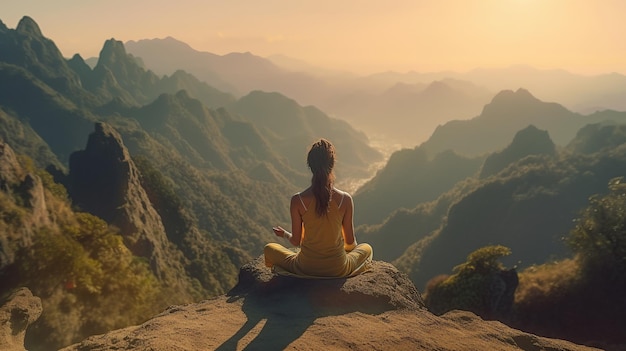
342 193 357 251
272 195 304 247
287 194 304 246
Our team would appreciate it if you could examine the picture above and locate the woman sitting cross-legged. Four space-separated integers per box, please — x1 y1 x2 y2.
264 138 373 277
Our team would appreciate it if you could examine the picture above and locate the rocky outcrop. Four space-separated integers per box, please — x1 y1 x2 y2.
229 257 425 314
17 174 50 228
68 122 185 283
63 259 599 351
0 288 42 351
0 140 22 192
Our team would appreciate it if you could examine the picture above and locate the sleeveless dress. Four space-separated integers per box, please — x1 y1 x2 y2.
264 193 373 277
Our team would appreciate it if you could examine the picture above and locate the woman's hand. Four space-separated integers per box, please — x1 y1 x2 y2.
273 226 286 237
273 226 292 239
344 241 357 252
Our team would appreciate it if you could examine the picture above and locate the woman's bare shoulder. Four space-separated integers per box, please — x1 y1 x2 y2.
291 188 313 207
333 188 353 201
294 188 313 199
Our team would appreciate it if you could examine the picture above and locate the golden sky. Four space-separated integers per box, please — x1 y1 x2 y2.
5 0 626 75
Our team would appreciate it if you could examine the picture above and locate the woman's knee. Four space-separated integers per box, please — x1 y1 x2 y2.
264 243 279 267
356 243 373 255
264 242 280 253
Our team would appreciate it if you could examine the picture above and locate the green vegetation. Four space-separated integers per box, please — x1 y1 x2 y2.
394 141 626 290
567 177 626 278
0 107 62 169
424 245 516 318
354 147 484 226
452 245 512 274
133 155 251 295
424 179 626 347
0 160 165 350
512 178 626 346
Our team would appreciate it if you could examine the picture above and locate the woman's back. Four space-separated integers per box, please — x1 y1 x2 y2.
296 190 348 276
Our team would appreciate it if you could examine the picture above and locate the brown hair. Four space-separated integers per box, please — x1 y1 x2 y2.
307 139 336 216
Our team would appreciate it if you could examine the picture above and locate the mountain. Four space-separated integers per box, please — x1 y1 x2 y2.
124 37 495 147
566 122 626 154
478 125 556 178
125 37 331 102
0 104 61 169
325 79 493 145
463 65 626 114
420 88 626 157
354 147 484 226
361 65 626 115
0 16 88 101
395 124 626 290
353 120 626 291
92 38 378 185
158 70 236 109
352 123 558 262
126 38 626 148
228 90 383 184
267 53 355 78
0 63 96 164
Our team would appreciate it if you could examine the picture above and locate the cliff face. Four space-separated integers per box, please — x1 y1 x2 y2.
0 141 49 270
0 141 22 190
67 122 187 284
63 258 599 351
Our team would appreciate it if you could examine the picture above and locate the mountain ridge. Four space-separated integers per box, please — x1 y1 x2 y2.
420 88 626 156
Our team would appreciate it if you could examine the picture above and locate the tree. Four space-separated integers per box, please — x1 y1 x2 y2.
568 177 626 280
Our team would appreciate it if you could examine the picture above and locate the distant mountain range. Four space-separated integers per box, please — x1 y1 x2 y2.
124 37 626 147
420 88 626 157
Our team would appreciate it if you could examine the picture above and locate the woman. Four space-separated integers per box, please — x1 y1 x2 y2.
264 138 373 277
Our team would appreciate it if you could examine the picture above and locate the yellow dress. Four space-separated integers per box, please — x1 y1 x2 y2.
264 194 373 277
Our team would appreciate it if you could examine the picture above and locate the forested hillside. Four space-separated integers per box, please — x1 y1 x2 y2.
356 94 626 276
390 124 626 289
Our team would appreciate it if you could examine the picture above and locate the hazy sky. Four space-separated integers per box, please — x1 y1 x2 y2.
4 0 626 75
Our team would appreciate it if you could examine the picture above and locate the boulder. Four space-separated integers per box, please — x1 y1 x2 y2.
228 256 425 315
0 288 42 351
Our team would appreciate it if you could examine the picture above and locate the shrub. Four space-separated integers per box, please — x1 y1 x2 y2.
424 245 517 318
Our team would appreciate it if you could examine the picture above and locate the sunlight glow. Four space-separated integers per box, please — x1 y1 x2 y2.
3 0 626 75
